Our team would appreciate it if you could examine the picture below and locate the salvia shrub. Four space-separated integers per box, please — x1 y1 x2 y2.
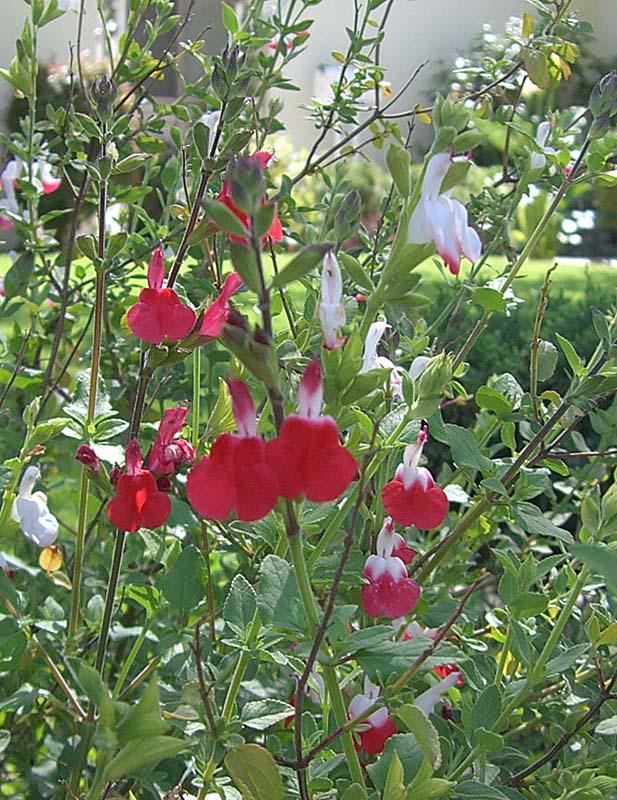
0 1 617 799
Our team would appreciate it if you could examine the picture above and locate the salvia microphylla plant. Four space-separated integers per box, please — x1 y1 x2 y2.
1 0 617 798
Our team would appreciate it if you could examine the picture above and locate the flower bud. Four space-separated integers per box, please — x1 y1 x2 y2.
589 70 617 118
76 443 101 471
411 352 452 418
334 189 361 243
91 75 116 123
109 465 121 486
229 156 265 217
156 476 172 493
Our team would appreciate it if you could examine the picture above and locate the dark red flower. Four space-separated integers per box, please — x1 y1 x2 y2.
200 272 243 337
187 381 279 522
381 429 449 529
107 440 171 532
267 359 357 503
217 151 283 245
147 406 194 476
75 443 100 471
127 244 196 344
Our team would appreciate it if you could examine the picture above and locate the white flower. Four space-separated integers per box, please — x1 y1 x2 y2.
11 466 59 548
1 159 22 214
408 153 481 275
414 672 461 717
530 121 558 171
317 251 346 350
199 110 221 132
361 321 404 399
409 355 431 382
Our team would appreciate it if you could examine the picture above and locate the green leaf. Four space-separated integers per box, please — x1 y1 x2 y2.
204 198 248 237
476 386 511 416
366 734 424 794
224 574 257 638
443 424 493 474
596 621 617 646
509 592 549 619
472 288 507 314
161 545 206 617
383 752 406 800
339 251 374 291
545 643 589 676
229 242 261 293
512 502 573 544
571 543 617 590
341 785 369 800
333 625 395 657
536 340 558 382
271 244 332 287
76 662 106 705
26 418 69 448
0 730 10 756
225 743 284 800
470 684 501 732
0 617 26 670
522 48 550 89
221 1 239 33
454 781 509 799
114 154 148 174
104 736 188 781
257 555 305 631
76 235 98 261
555 333 584 376
117 680 168 744
522 12 535 37
396 704 442 769
474 727 504 751
386 143 411 198
596 716 617 735
3 253 35 298
240 699 294 730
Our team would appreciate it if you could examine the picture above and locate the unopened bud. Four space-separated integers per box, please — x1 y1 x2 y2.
334 189 361 243
76 444 100 471
590 70 617 118
229 156 265 216
109 465 121 486
411 352 452 418
156 476 172 493
91 75 116 123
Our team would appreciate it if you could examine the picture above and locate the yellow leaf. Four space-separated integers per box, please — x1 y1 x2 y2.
522 12 535 38
332 50 346 64
39 545 63 573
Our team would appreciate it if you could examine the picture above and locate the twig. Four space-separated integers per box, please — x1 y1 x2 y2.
192 623 218 736
530 264 557 420
506 668 617 786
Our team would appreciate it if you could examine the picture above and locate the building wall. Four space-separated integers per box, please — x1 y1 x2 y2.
1 0 615 144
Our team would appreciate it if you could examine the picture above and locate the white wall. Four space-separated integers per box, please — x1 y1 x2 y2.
278 0 617 148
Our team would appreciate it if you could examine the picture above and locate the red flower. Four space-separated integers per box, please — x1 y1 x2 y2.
361 554 421 619
146 406 194 476
348 677 397 756
434 663 465 686
107 440 171 532
267 359 357 502
127 244 196 344
187 381 279 522
381 428 449 529
217 151 283 244
200 272 243 337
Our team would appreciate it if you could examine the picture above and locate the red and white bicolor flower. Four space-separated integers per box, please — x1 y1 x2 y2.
37 158 62 195
199 272 243 337
267 358 357 502
530 121 558 171
11 466 59 548
407 152 481 275
107 440 171 533
361 527 421 619
127 244 196 344
381 427 449 529
377 516 416 565
394 619 464 685
147 406 195 476
187 380 279 522
414 671 462 717
348 676 398 755
317 250 346 350
361 321 404 399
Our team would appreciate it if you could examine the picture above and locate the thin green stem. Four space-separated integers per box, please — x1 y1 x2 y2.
112 616 151 699
192 348 201 450
221 614 262 722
